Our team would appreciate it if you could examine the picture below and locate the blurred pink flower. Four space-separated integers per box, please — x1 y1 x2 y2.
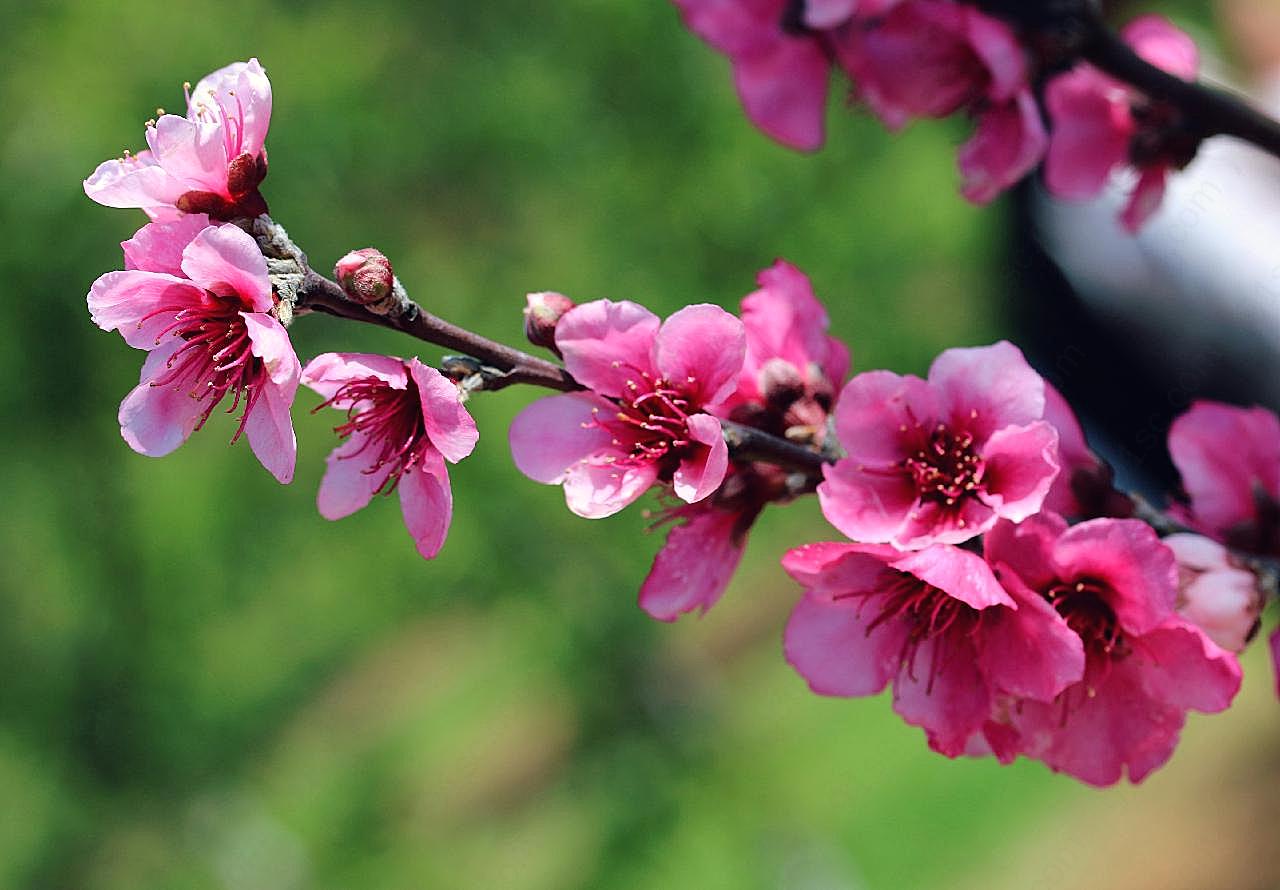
818 341 1059 549
87 219 299 482
783 541 1082 757
986 514 1241 786
672 0 832 150
1044 16 1200 232
302 353 478 560
509 300 745 519
1164 534 1262 653
85 59 272 221
1168 401 1280 556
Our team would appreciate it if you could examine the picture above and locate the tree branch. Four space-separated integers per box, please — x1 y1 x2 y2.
969 0 1280 160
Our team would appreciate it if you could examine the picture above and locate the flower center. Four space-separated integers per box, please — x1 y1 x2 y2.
601 371 697 469
837 570 979 692
1047 580 1127 659
903 422 985 506
318 375 426 494
142 294 262 442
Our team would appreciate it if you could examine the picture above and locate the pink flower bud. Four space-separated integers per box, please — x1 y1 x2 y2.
334 248 394 305
523 291 575 351
1165 533 1263 653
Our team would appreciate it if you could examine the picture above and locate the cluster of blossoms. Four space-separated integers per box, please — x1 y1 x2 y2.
84 61 479 557
84 58 1278 788
675 1 1206 230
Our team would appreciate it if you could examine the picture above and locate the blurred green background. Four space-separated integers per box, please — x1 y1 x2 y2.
2 1 1277 888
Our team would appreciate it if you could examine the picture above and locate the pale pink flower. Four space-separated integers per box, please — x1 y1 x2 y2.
85 59 272 221
1164 534 1262 653
87 219 299 482
301 353 478 560
1044 16 1200 232
639 261 850 621
985 514 1242 786
509 300 746 519
783 541 1083 757
672 0 832 151
1168 401 1280 556
818 341 1059 549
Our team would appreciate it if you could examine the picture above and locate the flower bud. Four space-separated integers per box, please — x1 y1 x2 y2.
524 291 575 352
335 248 394 305
1165 533 1263 652
759 358 805 412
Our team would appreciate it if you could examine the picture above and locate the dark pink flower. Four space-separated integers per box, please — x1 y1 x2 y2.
1044 16 1200 232
985 514 1241 786
672 0 832 151
85 59 271 221
87 219 299 482
957 90 1048 205
783 541 1082 757
301 353 478 560
638 261 850 621
819 341 1059 549
838 0 1026 128
1168 401 1280 556
509 300 746 519
1164 534 1262 653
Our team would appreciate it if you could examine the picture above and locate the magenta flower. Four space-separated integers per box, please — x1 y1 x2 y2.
87 218 299 482
85 59 272 221
509 300 746 519
818 341 1059 549
301 353 478 560
783 541 1083 757
1168 401 1280 556
638 261 849 621
1164 534 1262 653
672 0 833 151
1044 16 1200 232
985 514 1242 786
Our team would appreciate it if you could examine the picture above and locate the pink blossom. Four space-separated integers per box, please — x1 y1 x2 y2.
85 59 272 221
1164 534 1262 653
783 541 1083 757
957 90 1048 205
87 219 299 482
301 353 478 560
1168 401 1280 556
639 261 850 621
803 0 902 30
672 0 832 151
1044 16 1200 232
985 514 1241 786
819 341 1059 549
509 300 746 519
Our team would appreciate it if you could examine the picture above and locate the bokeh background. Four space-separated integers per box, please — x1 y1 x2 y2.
2 1 1278 888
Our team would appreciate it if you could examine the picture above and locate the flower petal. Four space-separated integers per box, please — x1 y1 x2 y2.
889 545 1012 610
639 505 747 621
562 459 658 519
84 150 186 212
180 224 272 311
410 359 478 464
818 458 917 543
784 593 911 697
399 448 453 560
316 432 387 520
509 392 617 484
891 635 992 758
87 270 207 349
831 370 940 466
300 352 409 402
927 341 1046 440
980 569 1085 701
672 413 728 503
555 299 660 398
122 214 212 275
979 421 1060 521
118 340 206 457
654 304 746 408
